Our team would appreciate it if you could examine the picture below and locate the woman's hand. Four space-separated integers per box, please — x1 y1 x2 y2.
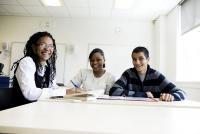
66 88 82 95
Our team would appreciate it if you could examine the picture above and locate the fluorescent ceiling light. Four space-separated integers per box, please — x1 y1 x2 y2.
114 0 134 9
41 0 62 6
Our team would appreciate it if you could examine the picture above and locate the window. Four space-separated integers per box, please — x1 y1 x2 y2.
177 26 200 82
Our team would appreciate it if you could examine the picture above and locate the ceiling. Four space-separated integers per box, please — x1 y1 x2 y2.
0 0 181 21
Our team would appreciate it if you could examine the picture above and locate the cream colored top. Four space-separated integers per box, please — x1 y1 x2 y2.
66 69 115 95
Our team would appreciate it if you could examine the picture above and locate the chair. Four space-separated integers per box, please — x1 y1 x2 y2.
0 63 4 75
0 88 13 110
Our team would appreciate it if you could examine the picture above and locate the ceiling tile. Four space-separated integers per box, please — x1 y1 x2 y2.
112 9 135 19
0 0 182 20
23 6 48 16
0 12 11 15
64 0 89 8
46 7 69 17
133 0 163 12
0 0 19 5
1 5 27 13
0 5 7 12
17 0 42 6
9 12 29 16
89 0 113 9
68 7 89 18
91 8 111 18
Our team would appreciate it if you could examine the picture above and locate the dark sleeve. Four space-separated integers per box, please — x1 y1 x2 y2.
170 87 187 101
109 71 128 96
159 73 187 101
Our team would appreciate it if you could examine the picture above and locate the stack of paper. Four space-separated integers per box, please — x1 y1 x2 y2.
63 92 95 101
97 95 158 102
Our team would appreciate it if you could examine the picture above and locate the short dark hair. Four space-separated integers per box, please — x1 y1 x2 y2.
132 46 149 59
89 48 105 68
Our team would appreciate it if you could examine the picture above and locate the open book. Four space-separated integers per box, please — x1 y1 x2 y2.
62 92 95 101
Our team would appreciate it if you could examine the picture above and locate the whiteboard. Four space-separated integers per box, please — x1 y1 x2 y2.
88 44 138 79
10 42 66 84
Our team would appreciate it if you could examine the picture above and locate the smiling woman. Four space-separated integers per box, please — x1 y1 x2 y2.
66 48 115 95
10 42 66 84
11 31 67 107
32 36 54 65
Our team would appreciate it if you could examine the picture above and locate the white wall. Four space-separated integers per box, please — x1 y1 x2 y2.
154 8 179 82
152 16 166 72
0 16 153 84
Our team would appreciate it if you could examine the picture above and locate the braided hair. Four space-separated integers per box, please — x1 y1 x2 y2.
12 31 57 85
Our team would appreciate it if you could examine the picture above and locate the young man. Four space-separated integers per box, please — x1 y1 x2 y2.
109 46 186 101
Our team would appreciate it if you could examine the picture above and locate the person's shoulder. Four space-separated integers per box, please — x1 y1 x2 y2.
124 68 134 74
104 71 114 77
104 71 116 81
79 68 92 73
17 57 36 72
127 68 133 71
78 68 93 76
19 56 34 64
118 68 135 77
148 66 163 77
17 57 36 71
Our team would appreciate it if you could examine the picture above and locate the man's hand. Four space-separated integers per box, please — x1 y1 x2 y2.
66 88 82 95
160 93 174 101
146 91 154 98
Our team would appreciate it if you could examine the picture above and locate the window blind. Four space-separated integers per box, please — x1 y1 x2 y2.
181 0 200 34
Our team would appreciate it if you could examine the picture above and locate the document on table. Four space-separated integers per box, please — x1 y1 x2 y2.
62 92 95 101
64 92 94 97
97 95 159 102
49 89 104 101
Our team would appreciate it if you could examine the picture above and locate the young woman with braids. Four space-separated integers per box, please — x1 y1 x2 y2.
12 31 66 106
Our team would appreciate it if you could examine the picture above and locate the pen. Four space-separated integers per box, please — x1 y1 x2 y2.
70 80 79 88
50 96 63 99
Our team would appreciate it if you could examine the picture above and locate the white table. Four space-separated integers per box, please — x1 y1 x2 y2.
43 96 200 109
0 99 200 134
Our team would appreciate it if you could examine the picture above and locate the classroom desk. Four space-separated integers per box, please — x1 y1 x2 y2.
0 99 200 134
42 96 200 109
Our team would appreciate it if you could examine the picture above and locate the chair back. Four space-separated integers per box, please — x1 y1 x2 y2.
0 88 13 110
0 63 4 75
